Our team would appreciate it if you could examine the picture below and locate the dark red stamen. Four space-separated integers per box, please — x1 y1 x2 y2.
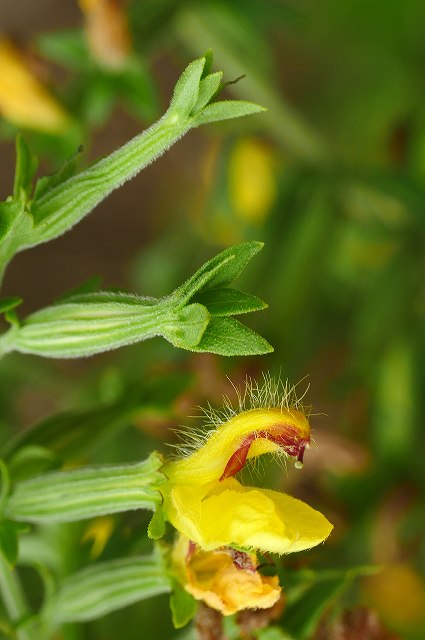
220 434 256 480
220 424 309 480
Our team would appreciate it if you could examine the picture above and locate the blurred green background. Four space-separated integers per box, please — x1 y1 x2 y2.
1 1 425 638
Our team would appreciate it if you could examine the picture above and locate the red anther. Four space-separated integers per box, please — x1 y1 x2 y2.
220 434 256 480
219 423 310 481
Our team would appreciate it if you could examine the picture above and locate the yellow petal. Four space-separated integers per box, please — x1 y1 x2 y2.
0 39 69 133
165 407 310 485
166 478 333 554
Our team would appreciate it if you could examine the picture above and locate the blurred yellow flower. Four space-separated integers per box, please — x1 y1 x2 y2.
82 516 114 559
162 381 333 555
229 138 277 225
0 39 69 133
362 563 425 630
172 535 281 616
79 0 131 70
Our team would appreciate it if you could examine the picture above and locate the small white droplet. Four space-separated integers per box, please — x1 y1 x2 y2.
294 460 303 470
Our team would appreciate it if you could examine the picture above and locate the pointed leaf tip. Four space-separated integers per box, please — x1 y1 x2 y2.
192 100 266 127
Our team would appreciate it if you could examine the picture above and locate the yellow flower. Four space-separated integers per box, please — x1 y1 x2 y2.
0 39 69 133
81 516 114 559
172 535 281 616
79 0 131 70
162 380 333 555
229 138 277 225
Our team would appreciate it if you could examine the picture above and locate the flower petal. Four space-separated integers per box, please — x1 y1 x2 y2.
166 407 310 485
168 478 333 554
172 535 281 616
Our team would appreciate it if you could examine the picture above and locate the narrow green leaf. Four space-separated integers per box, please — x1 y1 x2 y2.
0 297 23 315
34 146 81 201
50 554 171 623
193 288 267 316
13 135 38 203
170 579 198 629
5 453 164 523
192 317 273 356
192 100 266 127
0 201 23 242
177 241 264 302
168 57 205 116
194 72 223 112
0 521 19 567
201 49 214 79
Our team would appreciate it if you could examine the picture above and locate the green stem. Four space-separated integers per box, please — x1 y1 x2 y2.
0 552 36 640
29 112 191 247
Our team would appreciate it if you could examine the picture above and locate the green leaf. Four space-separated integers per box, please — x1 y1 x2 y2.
34 146 82 200
192 100 266 127
0 201 23 242
0 297 23 315
170 579 198 629
13 135 38 203
5 452 164 523
177 241 264 303
201 49 214 79
147 506 166 541
194 72 223 112
49 554 171 624
194 288 267 316
36 29 88 71
0 520 19 567
192 317 273 356
168 57 205 116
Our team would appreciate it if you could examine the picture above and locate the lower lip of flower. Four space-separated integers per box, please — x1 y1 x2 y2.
220 424 309 480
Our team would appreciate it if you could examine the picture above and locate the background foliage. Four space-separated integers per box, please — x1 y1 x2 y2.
1 1 425 639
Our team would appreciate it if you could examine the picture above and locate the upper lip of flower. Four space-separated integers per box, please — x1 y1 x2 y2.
165 407 311 486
